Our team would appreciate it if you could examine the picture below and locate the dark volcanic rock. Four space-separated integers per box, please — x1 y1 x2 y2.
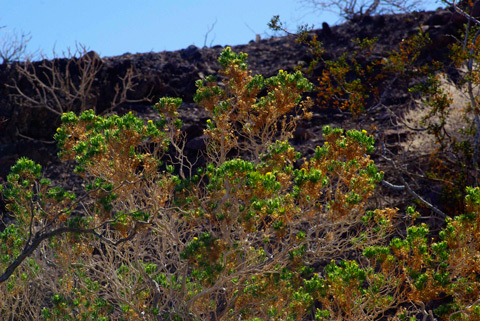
185 136 207 151
180 45 202 62
0 9 468 182
425 9 452 25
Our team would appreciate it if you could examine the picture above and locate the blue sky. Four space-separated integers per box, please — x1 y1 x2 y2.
2 0 440 59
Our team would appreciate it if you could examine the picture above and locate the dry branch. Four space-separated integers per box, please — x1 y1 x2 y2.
8 44 143 117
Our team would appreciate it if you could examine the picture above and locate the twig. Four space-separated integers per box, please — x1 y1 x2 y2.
16 128 57 144
203 18 217 48
444 0 480 27
381 154 447 218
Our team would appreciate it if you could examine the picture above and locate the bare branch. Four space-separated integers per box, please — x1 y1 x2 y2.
102 66 146 115
0 29 34 64
8 44 102 115
381 154 447 218
298 0 423 20
444 0 480 27
203 18 217 48
0 226 94 283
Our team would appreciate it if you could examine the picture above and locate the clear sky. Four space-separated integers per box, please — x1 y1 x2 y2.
1 0 441 59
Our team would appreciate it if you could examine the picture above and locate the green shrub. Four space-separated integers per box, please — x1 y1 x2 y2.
0 47 400 320
2 45 480 321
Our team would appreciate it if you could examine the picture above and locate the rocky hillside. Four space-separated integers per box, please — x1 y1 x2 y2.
0 6 470 213
6 5 480 319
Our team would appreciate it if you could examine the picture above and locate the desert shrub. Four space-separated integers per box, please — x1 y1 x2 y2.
0 28 33 64
3 44 480 320
269 16 434 117
8 44 140 117
297 0 423 21
0 47 404 320
362 186 480 320
272 5 480 216
401 6 480 213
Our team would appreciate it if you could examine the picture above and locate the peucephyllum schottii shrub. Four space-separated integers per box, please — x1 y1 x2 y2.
0 46 477 320
362 186 480 320
410 19 480 213
269 15 435 117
